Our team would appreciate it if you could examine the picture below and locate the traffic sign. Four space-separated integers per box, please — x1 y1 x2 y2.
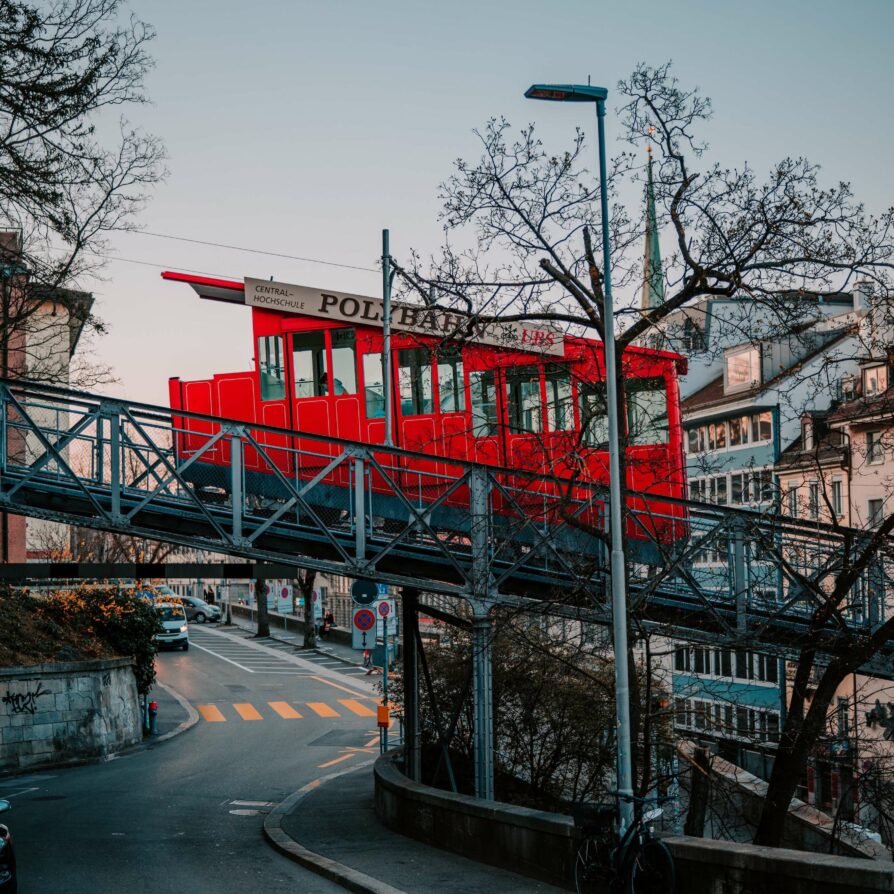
376 583 389 597
351 579 378 606
353 608 376 631
378 601 391 617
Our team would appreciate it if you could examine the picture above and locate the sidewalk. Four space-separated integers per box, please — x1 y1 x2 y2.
275 765 566 893
229 614 561 890
227 611 366 667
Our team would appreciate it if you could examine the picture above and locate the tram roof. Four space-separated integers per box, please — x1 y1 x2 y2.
161 270 686 368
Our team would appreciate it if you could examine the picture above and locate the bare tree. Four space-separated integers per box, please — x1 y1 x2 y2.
0 0 166 385
396 62 894 846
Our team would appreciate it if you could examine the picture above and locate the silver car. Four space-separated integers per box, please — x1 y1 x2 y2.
178 595 221 624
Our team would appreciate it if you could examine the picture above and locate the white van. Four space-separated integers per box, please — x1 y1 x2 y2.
155 602 189 651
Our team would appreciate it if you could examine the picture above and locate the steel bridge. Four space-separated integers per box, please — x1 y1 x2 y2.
1 378 893 797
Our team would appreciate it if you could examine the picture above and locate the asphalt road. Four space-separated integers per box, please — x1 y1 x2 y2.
4 626 384 893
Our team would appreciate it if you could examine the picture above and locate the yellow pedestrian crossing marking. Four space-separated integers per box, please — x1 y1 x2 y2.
233 703 263 721
269 701 302 719
339 699 376 717
195 699 379 722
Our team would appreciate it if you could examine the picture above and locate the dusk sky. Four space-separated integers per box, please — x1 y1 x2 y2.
87 0 893 405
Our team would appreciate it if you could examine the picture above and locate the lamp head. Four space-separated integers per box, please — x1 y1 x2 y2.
524 84 608 103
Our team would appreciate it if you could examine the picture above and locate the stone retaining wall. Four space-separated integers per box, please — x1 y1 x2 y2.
374 751 894 893
0 657 141 771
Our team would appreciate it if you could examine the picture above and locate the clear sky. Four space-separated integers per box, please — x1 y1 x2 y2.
86 0 894 405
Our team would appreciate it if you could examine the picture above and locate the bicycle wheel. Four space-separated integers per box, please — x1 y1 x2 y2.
626 837 674 894
574 837 604 894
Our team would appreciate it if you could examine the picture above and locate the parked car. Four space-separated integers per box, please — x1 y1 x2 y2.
154 603 189 651
178 595 221 624
0 799 16 893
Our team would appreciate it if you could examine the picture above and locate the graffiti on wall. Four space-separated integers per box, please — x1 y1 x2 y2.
2 681 48 716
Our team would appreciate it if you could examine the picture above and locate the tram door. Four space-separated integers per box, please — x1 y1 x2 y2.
395 346 443 498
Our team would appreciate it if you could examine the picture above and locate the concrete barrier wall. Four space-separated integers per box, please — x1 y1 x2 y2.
230 603 353 647
374 751 894 893
0 657 141 771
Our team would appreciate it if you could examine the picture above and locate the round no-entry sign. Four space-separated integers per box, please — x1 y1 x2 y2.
353 609 376 632
378 602 391 617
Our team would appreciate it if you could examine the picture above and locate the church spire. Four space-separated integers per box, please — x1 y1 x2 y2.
641 132 665 311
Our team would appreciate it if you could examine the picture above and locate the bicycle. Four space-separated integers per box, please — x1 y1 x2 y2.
572 793 675 894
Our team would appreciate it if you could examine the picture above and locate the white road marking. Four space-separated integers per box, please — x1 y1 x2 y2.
0 786 39 799
230 800 274 807
189 640 255 672
190 628 378 695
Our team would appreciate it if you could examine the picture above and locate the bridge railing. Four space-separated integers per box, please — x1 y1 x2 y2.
0 378 892 657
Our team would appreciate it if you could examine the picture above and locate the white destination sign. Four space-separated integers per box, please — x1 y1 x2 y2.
244 277 564 356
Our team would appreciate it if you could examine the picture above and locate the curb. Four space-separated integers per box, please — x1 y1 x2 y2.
264 760 408 894
150 680 200 745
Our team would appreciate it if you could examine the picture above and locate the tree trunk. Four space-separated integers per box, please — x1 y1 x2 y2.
297 570 317 649
254 577 270 638
755 663 848 846
684 747 711 837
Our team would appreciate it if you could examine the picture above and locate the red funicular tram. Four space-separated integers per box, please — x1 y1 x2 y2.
165 272 687 552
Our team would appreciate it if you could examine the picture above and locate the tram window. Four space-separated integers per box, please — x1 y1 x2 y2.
507 366 542 434
363 353 385 419
398 347 433 416
626 377 669 445
437 346 465 413
545 365 573 431
258 335 286 401
293 331 327 398
579 383 608 447
469 370 498 437
330 329 357 395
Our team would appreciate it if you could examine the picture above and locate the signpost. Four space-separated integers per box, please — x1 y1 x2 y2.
352 607 377 649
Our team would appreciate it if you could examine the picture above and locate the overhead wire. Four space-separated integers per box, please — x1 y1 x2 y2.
122 229 379 273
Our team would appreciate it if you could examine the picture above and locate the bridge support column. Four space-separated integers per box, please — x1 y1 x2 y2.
469 466 494 801
471 605 494 801
401 586 421 782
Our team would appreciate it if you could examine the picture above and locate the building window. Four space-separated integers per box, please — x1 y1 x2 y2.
330 328 357 395
469 370 498 437
293 331 327 398
787 484 799 518
837 697 850 737
863 365 888 396
398 348 434 416
437 347 465 414
803 419 814 451
362 354 385 419
687 428 699 453
831 479 843 517
867 430 884 465
808 482 819 520
258 335 286 401
868 498 884 527
625 377 669 445
752 411 772 442
725 346 760 392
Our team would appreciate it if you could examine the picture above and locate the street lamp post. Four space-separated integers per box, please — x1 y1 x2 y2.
524 83 635 833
